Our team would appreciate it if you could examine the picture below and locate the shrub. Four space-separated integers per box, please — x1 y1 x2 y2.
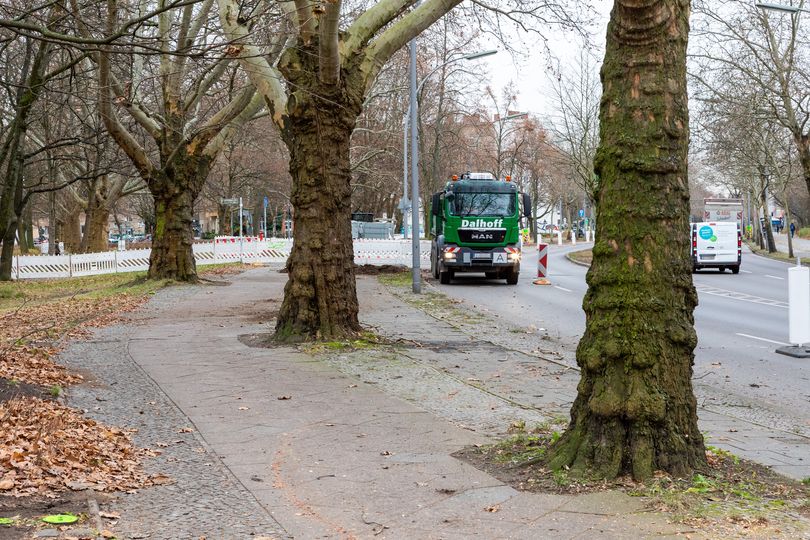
798 227 810 239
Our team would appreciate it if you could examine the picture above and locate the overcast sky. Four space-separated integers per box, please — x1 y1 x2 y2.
478 1 612 118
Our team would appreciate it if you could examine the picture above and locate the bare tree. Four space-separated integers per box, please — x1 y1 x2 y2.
692 1 810 208
546 48 600 203
216 0 587 341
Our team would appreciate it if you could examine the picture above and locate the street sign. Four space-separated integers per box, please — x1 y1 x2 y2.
263 196 269 208
221 198 238 206
579 209 585 218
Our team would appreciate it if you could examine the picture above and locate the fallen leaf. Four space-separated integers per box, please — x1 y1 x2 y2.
238 407 249 411
99 511 121 519
277 396 291 400
177 427 194 433
0 479 13 490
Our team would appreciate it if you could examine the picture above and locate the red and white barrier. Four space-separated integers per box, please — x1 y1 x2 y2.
537 243 548 278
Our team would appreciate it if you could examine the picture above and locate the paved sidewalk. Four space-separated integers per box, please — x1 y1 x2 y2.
57 265 810 538
771 231 810 259
66 268 706 539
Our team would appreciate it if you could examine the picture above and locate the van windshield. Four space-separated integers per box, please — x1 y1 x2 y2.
450 193 515 217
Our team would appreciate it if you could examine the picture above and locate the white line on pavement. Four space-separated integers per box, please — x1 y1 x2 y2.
554 285 572 292
765 275 785 280
735 333 789 346
740 269 752 274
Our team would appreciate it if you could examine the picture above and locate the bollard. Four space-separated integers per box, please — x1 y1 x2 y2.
776 259 810 357
571 230 576 246
555 230 562 246
537 243 548 278
533 243 551 285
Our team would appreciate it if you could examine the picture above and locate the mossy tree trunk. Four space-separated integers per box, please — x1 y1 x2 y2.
147 151 211 281
274 42 364 340
81 197 111 254
548 0 707 481
218 0 468 340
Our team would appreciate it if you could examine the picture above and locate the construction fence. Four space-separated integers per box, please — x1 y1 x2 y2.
12 237 431 280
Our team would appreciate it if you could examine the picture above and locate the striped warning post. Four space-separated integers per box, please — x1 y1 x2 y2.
537 243 548 278
534 243 551 285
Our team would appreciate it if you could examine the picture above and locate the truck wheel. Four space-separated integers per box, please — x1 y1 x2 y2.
431 255 439 279
731 265 740 274
718 267 725 273
506 269 519 285
439 270 452 284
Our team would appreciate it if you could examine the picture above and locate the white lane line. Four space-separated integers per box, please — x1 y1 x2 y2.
765 275 785 280
740 269 752 274
735 333 789 346
554 285 572 292
695 285 788 309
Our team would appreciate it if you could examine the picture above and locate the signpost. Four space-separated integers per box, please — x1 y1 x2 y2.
263 196 269 238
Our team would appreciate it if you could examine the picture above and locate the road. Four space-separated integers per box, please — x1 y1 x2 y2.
433 243 810 445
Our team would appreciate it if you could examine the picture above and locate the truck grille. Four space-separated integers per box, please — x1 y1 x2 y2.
458 229 506 243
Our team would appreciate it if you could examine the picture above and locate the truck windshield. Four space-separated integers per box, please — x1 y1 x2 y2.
450 193 515 217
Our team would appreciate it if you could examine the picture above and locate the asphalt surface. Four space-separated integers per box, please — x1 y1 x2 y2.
432 240 810 478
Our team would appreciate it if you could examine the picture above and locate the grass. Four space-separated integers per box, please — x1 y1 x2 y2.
744 240 807 265
302 331 385 354
567 249 593 266
0 272 170 312
377 270 412 287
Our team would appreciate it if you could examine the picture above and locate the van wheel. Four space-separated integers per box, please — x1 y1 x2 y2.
485 272 498 279
731 265 740 274
506 269 519 285
718 267 725 273
439 270 452 284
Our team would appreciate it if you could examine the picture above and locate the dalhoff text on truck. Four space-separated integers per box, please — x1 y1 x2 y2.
429 172 532 285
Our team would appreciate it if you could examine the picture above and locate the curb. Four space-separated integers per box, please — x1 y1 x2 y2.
565 249 592 268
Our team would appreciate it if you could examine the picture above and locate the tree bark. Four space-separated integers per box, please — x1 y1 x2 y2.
548 0 706 481
82 202 111 253
148 160 205 281
274 42 364 341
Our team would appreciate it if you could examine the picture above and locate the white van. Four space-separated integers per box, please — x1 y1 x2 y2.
691 222 741 274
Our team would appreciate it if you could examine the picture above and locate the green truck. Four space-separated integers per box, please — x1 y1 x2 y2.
429 172 532 285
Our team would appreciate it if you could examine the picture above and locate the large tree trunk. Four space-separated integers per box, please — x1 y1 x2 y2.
82 203 111 253
548 0 706 481
274 47 364 341
148 173 198 281
62 212 81 253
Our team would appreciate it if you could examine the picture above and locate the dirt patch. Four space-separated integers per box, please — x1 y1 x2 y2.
354 264 408 275
455 432 810 536
0 379 51 405
0 491 113 540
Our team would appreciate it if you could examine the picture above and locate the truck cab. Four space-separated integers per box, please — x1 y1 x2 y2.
429 172 531 285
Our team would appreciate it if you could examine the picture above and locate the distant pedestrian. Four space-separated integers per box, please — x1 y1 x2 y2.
790 222 796 238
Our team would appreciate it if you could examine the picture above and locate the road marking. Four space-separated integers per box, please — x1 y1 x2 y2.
740 269 752 274
695 284 788 309
554 285 572 292
735 333 789 346
765 275 785 280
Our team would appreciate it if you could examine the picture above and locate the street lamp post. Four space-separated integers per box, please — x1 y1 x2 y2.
404 47 497 293
756 1 809 14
